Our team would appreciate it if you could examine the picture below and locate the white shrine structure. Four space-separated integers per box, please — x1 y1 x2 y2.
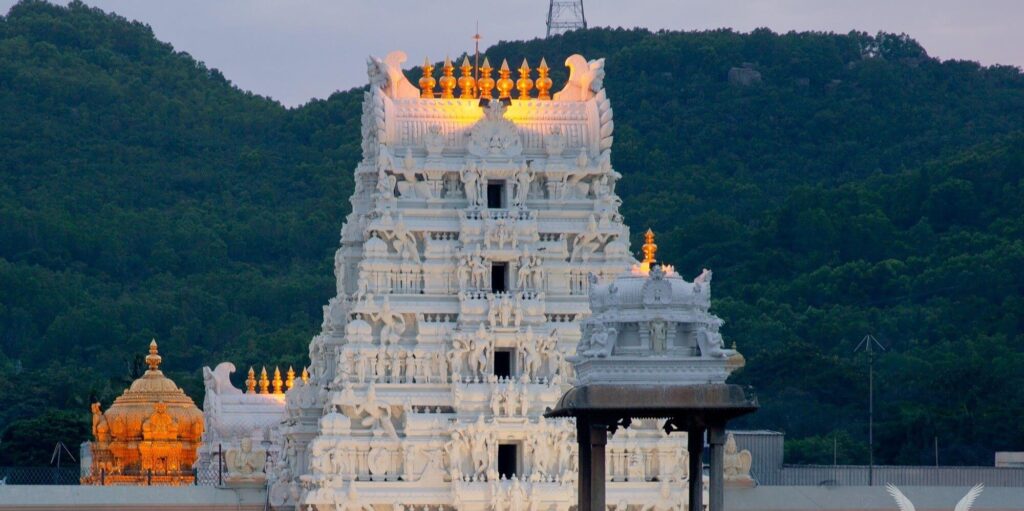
194 50 746 510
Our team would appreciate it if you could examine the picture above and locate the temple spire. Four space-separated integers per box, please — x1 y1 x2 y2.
641 229 657 272
145 339 162 371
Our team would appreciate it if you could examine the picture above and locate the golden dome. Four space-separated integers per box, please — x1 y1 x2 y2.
85 340 203 485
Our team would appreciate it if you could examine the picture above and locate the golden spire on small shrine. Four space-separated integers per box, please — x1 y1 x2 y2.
640 228 657 272
516 58 534 100
458 56 476 99
496 59 514 100
419 57 436 99
83 340 203 486
245 367 256 393
439 56 456 99
272 366 284 394
286 366 296 390
535 57 552 100
477 57 495 100
301 366 309 384
145 339 162 371
258 366 270 394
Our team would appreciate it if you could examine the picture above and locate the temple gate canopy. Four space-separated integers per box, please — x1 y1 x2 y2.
547 234 757 511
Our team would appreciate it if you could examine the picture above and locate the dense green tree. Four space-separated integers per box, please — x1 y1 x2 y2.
0 410 88 466
1 1 1022 466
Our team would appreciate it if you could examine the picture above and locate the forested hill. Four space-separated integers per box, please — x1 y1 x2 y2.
1 0 1023 466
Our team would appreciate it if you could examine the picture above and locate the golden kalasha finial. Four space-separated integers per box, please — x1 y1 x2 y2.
272 366 284 394
496 59 514 100
285 366 296 390
641 228 658 272
516 58 534 100
419 57 436 99
439 56 456 99
259 366 270 394
245 367 256 393
535 57 552 100
145 339 162 371
301 366 309 384
458 56 476 99
477 57 495 100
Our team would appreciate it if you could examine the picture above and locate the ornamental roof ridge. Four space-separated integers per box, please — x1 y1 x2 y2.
368 51 606 103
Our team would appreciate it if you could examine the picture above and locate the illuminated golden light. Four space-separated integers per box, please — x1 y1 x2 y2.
286 366 296 390
84 341 203 485
641 228 657 270
477 57 495 100
272 366 284 395
631 229 674 276
301 366 309 384
516 58 534 100
419 57 436 99
458 56 476 99
245 367 256 393
259 366 270 395
535 58 552 100
439 56 456 99
497 59 514 100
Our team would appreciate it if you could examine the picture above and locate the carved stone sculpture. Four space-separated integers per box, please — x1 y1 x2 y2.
225 437 267 484
462 161 482 208
353 383 397 439
723 433 754 487
467 101 523 158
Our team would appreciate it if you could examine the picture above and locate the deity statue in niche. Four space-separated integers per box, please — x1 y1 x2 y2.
225 437 267 481
649 319 667 352
513 161 533 207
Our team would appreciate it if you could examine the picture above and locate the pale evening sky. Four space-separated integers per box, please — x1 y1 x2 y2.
3 0 1022 107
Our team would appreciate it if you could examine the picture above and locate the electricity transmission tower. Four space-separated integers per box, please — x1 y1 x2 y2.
546 0 587 38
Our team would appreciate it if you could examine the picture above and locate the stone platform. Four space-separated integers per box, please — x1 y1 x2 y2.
2 485 1023 511
0 486 266 511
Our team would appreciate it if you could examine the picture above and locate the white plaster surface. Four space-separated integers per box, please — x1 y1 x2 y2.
2 485 1023 511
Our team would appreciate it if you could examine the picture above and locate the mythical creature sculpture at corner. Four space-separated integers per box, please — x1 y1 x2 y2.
554 55 606 102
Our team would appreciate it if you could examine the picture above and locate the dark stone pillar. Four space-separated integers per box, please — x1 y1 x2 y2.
577 417 608 511
578 417 592 511
708 425 727 511
688 427 704 511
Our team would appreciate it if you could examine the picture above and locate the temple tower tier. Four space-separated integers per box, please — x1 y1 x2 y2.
261 50 714 511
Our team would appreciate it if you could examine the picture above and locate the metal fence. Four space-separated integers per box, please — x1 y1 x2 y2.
763 464 1024 487
0 465 223 486
731 430 785 485
0 466 83 485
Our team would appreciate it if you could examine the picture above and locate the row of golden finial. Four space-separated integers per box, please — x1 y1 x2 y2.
418 56 554 101
244 365 309 395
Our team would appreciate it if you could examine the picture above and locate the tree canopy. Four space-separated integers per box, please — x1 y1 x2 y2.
1 0 1022 466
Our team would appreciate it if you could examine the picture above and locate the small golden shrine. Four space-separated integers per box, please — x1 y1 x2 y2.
84 340 204 485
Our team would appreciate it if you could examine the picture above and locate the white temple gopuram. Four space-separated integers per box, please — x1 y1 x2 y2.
236 50 734 510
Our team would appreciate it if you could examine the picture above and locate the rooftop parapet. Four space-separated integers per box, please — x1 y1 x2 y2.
376 51 604 103
361 51 613 164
